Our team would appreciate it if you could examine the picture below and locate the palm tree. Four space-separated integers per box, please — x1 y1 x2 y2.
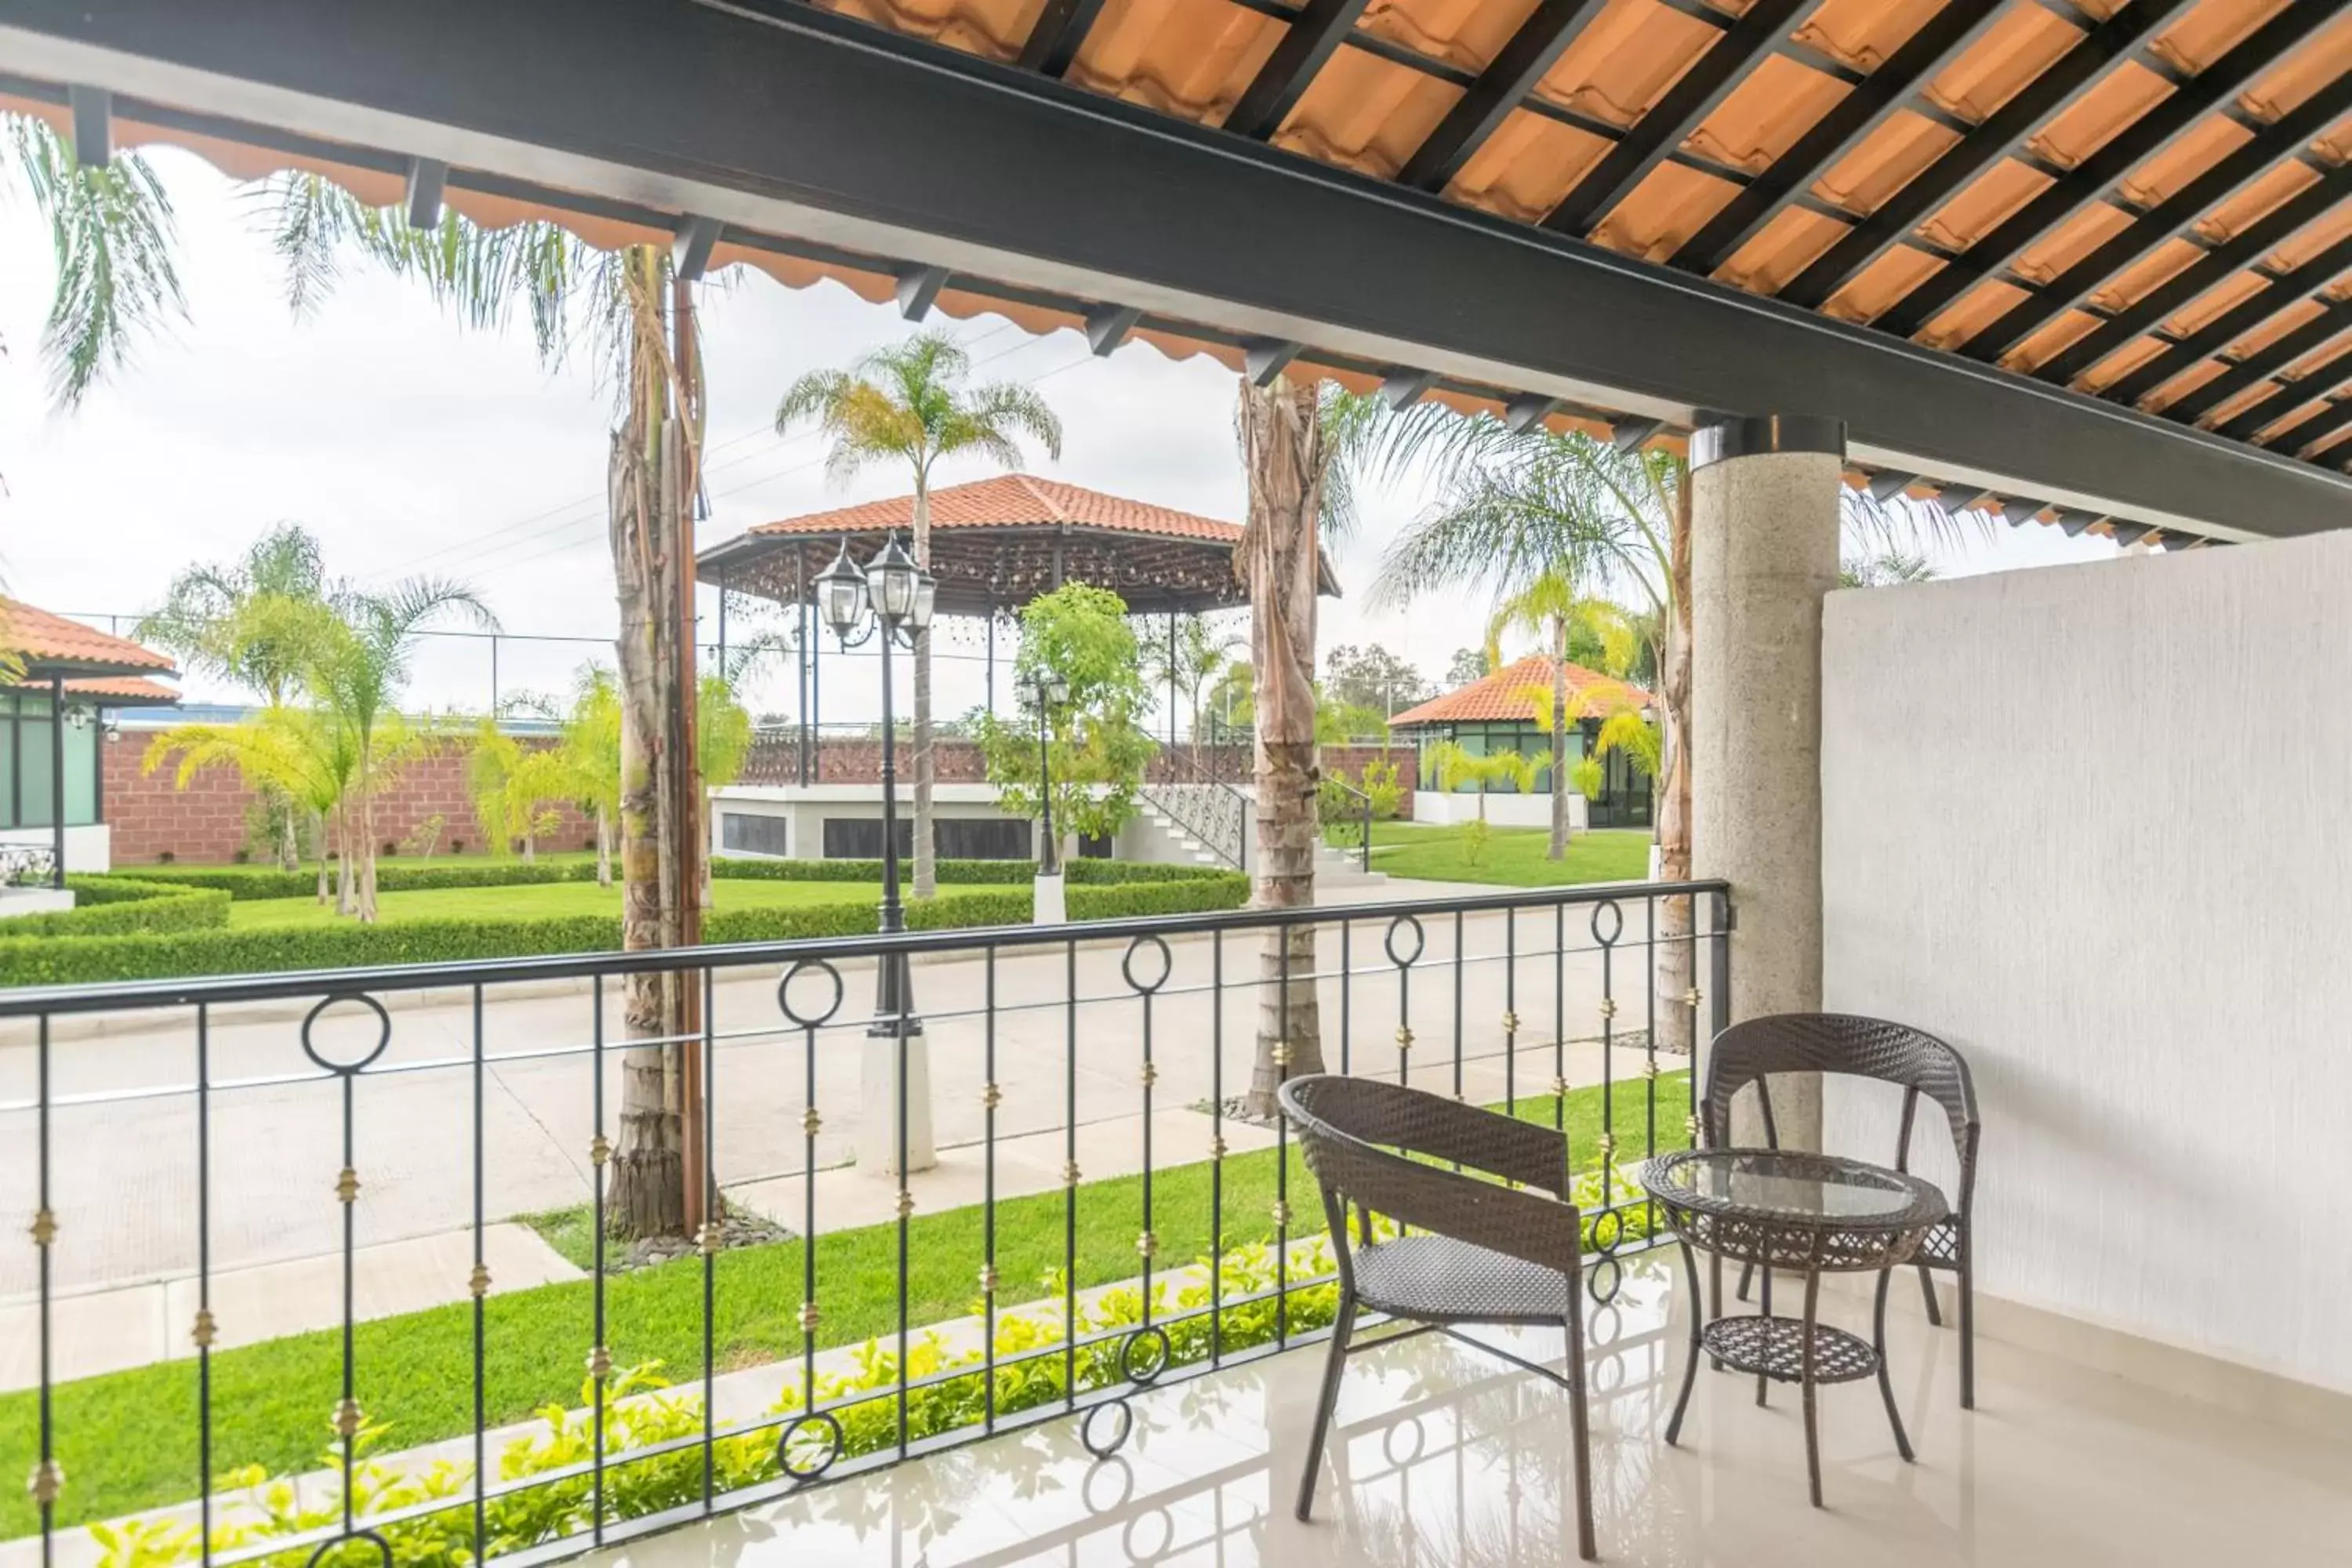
1842 549 1938 587
143 705 356 905
136 524 335 869
2 114 186 412
1487 573 1630 861
264 180 705 1237
774 331 1062 899
307 579 495 919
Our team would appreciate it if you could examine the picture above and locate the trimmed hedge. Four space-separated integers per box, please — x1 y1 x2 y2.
0 869 1250 988
0 877 232 938
95 854 1237 900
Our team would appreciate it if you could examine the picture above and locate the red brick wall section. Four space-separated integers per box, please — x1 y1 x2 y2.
106 739 597 865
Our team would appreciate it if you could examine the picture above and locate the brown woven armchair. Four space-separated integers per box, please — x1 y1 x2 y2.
1279 1074 1596 1561
1704 1013 1982 1407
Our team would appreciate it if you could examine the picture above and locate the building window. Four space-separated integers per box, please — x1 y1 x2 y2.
720 811 791 857
0 693 103 831
822 818 912 860
936 818 1033 860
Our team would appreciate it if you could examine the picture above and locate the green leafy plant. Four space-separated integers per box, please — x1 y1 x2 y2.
972 583 1156 858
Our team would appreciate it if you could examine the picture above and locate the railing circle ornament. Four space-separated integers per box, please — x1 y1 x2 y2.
1588 898 1624 947
1120 935 1173 996
299 994 392 1075
1121 1507 1177 1563
777 959 845 1029
303 1530 392 1568
1380 1414 1428 1468
1120 1324 1172 1385
1080 1399 1135 1461
1589 1206 1626 1256
1383 914 1425 968
1588 1254 1623 1305
778 1410 845 1481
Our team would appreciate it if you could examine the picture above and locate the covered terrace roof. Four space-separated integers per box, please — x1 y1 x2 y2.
0 599 180 687
3 0 2347 545
699 474 1342 616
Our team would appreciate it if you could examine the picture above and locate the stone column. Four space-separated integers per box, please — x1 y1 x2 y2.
1689 414 1844 1151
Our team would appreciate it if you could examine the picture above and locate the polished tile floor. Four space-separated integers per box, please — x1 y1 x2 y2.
579 1256 2352 1566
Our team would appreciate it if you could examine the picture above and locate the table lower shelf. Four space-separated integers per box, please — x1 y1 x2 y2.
1702 1314 1878 1385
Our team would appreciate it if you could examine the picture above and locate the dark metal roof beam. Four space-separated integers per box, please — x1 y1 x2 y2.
1083 303 1142 355
403 154 446 229
2163 297 2352 425
2101 233 2352 405
1380 367 1439 408
1780 0 2198 309
1504 394 1559 434
1610 416 1664 452
67 82 110 167
1866 470 1916 502
1675 0 2006 275
1543 0 1813 238
2219 345 2352 441
1876 0 2336 339
1018 0 1110 78
895 263 948 321
2037 165 2352 386
10 0 2348 534
1958 70 2352 360
1227 0 1374 140
1399 0 1612 191
1243 339 1303 387
671 213 721 281
2259 392 2352 456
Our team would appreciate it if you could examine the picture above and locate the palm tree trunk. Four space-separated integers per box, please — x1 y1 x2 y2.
911 474 937 900
1548 615 1570 860
596 805 613 888
335 805 354 916
314 809 330 904
358 750 379 923
606 401 686 1240
1654 481 1697 1062
1237 376 1327 1120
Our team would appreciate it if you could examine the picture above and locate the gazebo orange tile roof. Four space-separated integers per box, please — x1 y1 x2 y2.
56 676 181 704
1 600 177 681
1389 654 1654 727
741 474 1241 544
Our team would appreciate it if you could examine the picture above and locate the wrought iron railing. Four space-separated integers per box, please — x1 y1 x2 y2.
1 879 1729 1568
1138 749 1251 870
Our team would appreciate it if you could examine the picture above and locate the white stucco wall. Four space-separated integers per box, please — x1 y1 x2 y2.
0 824 110 873
1411 791 1588 829
1820 532 2352 1394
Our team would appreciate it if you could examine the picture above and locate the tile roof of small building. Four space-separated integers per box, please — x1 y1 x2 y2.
1 600 178 680
1388 653 1656 728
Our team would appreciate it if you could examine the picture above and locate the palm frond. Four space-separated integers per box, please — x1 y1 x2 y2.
7 115 187 408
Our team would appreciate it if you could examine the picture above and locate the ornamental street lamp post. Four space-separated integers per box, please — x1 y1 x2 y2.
816 533 938 1174
1031 670 1069 924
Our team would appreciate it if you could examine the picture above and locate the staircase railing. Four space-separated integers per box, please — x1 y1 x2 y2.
1141 749 1250 871
1321 775 1374 870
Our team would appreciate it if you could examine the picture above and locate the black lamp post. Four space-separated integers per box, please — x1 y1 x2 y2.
1033 670 1069 877
816 532 937 1040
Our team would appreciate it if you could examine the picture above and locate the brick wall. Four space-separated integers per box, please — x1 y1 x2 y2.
739 734 1417 818
106 739 597 865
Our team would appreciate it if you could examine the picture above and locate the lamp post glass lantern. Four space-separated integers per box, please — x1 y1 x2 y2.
1034 671 1069 877
819 534 935 1040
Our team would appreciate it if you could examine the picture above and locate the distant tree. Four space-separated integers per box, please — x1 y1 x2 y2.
1143 614 1247 757
466 717 569 862
974 583 1155 858
1841 550 1938 588
1323 643 1434 717
143 705 354 905
1443 646 1489 688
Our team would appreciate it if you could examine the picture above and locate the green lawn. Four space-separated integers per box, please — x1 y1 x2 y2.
1354 822 1654 887
0 1074 1689 1537
225 879 1001 929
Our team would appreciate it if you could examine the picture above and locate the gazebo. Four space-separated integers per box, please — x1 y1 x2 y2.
0 600 180 887
697 474 1341 779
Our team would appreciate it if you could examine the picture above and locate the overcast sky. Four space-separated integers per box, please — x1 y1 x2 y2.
2 145 2119 728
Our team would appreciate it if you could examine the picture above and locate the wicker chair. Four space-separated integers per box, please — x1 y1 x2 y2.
1279 1074 1596 1561
1703 1014 1982 1408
